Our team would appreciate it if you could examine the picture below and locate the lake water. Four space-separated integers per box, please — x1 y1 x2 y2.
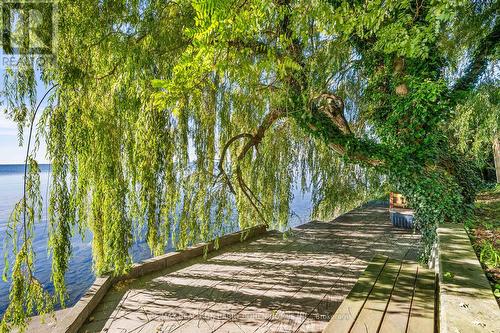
0 164 312 316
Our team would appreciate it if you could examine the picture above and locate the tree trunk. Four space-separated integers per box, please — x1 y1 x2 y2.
494 137 500 183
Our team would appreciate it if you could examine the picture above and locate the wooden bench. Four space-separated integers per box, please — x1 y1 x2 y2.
323 254 436 333
438 224 499 333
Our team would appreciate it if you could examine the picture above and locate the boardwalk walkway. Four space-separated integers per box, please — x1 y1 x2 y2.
79 204 420 333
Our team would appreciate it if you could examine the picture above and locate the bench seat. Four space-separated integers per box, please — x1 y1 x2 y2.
323 254 436 333
438 224 499 333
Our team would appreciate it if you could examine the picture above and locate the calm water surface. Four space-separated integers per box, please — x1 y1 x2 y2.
0 164 311 316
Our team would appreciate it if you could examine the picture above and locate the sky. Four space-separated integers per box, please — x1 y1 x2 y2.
0 59 50 165
0 111 49 164
0 112 24 164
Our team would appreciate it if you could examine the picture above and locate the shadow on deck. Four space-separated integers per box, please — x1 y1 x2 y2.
78 204 420 333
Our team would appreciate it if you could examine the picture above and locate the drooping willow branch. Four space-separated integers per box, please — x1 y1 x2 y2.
22 84 59 278
452 18 500 95
217 108 284 224
0 84 59 332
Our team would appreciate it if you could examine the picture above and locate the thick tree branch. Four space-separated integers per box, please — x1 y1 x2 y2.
216 132 253 194
216 108 284 224
235 109 284 222
312 93 352 135
308 93 384 167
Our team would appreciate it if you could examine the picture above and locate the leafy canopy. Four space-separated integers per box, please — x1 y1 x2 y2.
0 0 498 330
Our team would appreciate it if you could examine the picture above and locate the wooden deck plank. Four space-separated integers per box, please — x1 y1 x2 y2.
75 204 421 333
378 260 418 333
208 230 375 333
322 254 388 333
349 258 402 333
250 220 413 333
407 267 435 333
302 230 420 333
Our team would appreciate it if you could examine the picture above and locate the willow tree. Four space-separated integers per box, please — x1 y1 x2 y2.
452 84 500 181
1 0 498 330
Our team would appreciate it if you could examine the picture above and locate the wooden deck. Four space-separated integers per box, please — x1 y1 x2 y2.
78 204 420 333
323 255 436 333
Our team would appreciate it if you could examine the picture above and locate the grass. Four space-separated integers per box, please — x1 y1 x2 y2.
466 184 500 299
